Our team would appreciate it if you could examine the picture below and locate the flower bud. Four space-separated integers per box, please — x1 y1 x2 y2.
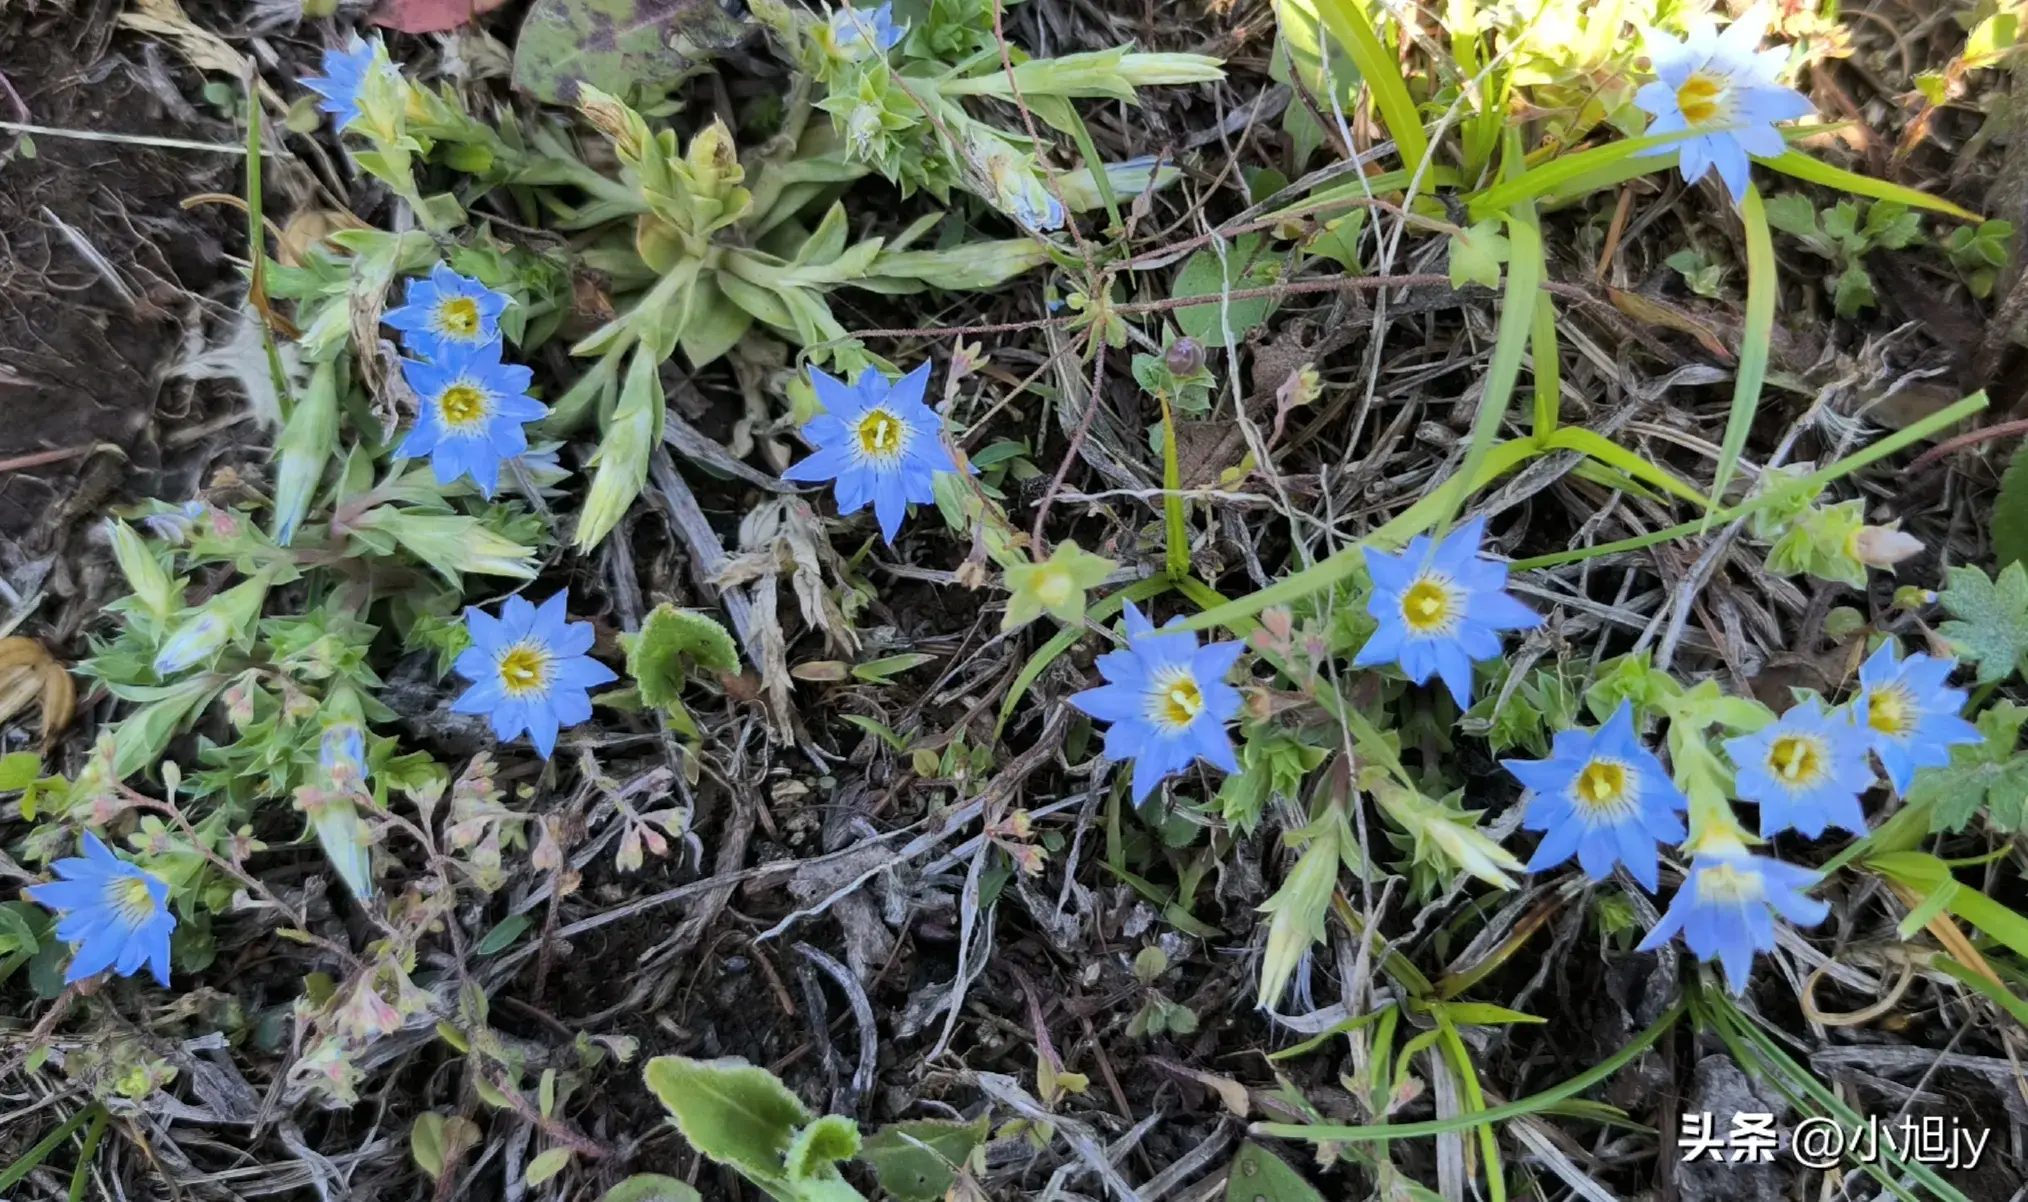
154 575 271 675
575 349 662 551
1851 525 1923 568
106 519 176 621
272 360 339 546
1165 337 1205 378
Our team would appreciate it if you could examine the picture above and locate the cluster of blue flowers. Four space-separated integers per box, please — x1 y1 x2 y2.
301 45 544 496
1502 638 1981 991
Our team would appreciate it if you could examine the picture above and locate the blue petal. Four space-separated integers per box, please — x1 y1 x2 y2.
553 655 617 690
1362 545 1414 594
1071 682 1144 724
1430 642 1477 709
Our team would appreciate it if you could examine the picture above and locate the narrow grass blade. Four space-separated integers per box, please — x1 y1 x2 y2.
1314 0 1429 173
1705 184 1776 525
1529 288 1560 438
1757 150 1980 221
1435 170 1540 540
1543 427 1707 509
1465 128 1693 221
1159 392 1189 580
1512 392 1988 569
1253 1002 1684 1142
0 1106 97 1192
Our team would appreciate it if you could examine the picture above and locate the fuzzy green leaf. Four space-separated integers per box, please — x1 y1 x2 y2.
1911 702 2028 834
624 604 741 714
0 751 40 792
786 1115 861 1182
511 0 750 105
1938 562 2028 684
525 1148 572 1188
1223 1143 1327 1202
600 1175 704 1202
1993 442 2028 572
1171 234 1279 348
644 1056 809 1187
859 1117 989 1202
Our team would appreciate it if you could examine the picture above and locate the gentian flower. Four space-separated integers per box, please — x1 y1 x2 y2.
831 2 905 53
27 832 176 987
1502 701 1688 890
1355 516 1542 708
1633 17 1815 202
1724 698 1875 838
782 362 963 543
384 264 511 363
1637 838 1827 992
299 35 385 133
1852 641 1982 794
982 144 1066 232
396 340 545 498
452 591 617 758
1069 602 1244 804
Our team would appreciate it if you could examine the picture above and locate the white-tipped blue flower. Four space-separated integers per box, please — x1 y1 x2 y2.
452 591 617 759
1069 602 1244 804
1503 701 1688 890
1633 16 1815 202
781 362 964 543
1355 517 1543 709
299 35 385 133
396 340 546 498
983 145 1066 233
384 264 512 363
27 832 176 987
1724 699 1876 838
1853 641 1982 794
831 2 905 53
1637 840 1826 992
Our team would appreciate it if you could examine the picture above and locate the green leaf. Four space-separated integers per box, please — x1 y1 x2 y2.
1992 441 2028 572
1224 1142 1327 1202
1757 150 1981 222
1310 0 1428 172
1709 185 1777 520
851 653 937 685
859 1117 989 1202
1910 702 2028 833
0 751 40 792
1171 234 1279 348
1446 219 1509 289
644 1056 809 1187
0 902 44 958
1832 262 1878 317
410 1112 479 1181
601 1175 704 1202
525 1147 573 1188
624 604 741 714
474 913 533 958
1761 193 1822 241
511 0 750 105
786 1115 861 1181
1938 562 2028 684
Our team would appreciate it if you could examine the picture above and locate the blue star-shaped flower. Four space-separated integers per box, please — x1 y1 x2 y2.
27 832 177 987
1633 16 1815 202
1637 842 1827 992
1069 602 1244 804
1503 701 1688 890
396 339 545 497
299 35 385 134
384 264 512 363
1853 641 1982 794
452 591 618 759
782 362 964 543
831 2 906 53
1724 698 1876 838
1354 516 1543 709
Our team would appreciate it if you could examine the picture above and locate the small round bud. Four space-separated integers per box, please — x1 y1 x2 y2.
1165 337 1205 377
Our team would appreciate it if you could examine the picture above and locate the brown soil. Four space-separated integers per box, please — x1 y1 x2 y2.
0 3 238 552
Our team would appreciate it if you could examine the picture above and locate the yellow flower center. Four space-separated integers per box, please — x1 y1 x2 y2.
437 383 489 430
108 875 157 927
1676 71 1727 126
1573 758 1631 813
1033 565 1074 608
854 408 907 463
1694 860 1766 905
437 296 481 337
1147 667 1205 731
1767 734 1825 787
1867 685 1912 738
1400 576 1459 635
496 642 553 698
